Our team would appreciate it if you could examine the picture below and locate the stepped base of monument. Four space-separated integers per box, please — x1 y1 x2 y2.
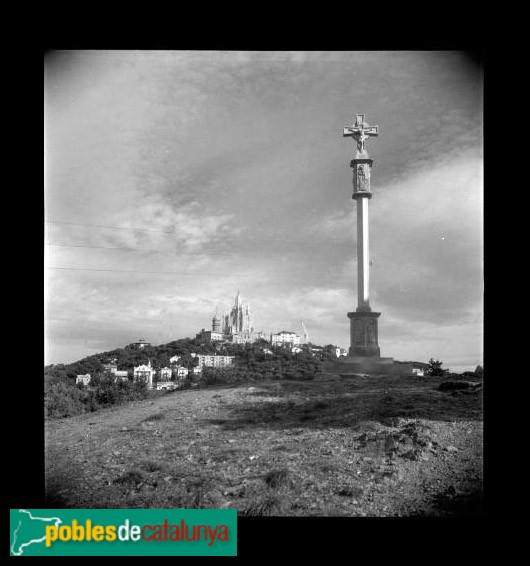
322 357 415 376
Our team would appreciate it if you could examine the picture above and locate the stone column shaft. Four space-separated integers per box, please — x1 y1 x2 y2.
357 196 370 310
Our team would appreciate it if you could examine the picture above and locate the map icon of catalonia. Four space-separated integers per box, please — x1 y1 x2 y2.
11 509 62 556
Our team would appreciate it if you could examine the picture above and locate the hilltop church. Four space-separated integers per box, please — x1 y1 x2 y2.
197 291 266 344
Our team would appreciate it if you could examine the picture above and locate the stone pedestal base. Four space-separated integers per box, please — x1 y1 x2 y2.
348 311 380 358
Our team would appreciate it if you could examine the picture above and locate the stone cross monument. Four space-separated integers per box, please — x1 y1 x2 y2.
343 114 382 359
322 113 409 376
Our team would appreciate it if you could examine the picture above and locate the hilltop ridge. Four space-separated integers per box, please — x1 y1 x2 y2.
45 337 431 384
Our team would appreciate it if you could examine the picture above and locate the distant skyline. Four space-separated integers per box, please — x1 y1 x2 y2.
44 50 483 370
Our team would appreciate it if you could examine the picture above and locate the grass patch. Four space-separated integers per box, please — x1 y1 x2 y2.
138 460 165 472
300 414 317 422
114 469 145 486
264 468 292 489
336 486 364 498
243 493 282 516
209 419 228 425
211 447 242 461
320 462 338 474
142 413 165 423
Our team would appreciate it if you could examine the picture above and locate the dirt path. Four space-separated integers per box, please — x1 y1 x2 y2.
45 376 483 516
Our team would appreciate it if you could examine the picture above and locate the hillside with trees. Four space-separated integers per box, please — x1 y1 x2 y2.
44 338 338 385
44 338 338 418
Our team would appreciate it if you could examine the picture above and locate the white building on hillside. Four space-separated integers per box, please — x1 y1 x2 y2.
76 374 91 386
156 381 177 391
271 331 301 346
133 360 155 388
169 355 181 365
196 354 235 368
173 366 189 378
159 367 172 380
102 362 129 380
130 339 151 349
196 329 225 342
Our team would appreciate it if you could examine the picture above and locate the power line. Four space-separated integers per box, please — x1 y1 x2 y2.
45 242 237 257
44 219 351 247
44 219 179 236
45 266 249 277
44 241 346 258
44 265 337 279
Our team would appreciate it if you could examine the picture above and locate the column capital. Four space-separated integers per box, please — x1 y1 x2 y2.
347 311 381 319
352 192 372 200
350 158 373 168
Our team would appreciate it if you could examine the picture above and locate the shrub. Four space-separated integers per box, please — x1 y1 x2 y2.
45 381 86 418
45 375 150 419
198 367 245 387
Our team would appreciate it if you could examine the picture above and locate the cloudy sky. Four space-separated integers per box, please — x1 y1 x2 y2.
44 50 483 370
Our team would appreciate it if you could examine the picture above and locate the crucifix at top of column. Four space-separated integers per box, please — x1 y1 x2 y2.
343 114 379 156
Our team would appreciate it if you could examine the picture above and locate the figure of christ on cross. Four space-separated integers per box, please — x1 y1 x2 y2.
343 113 379 154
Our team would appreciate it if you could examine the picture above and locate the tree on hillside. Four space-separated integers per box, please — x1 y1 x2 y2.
426 358 445 376
321 345 339 361
45 381 86 418
45 364 71 385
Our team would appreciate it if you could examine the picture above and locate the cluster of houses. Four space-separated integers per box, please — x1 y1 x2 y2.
76 354 236 391
262 343 347 357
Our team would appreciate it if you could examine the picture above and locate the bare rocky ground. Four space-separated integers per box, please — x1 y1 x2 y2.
45 374 483 516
